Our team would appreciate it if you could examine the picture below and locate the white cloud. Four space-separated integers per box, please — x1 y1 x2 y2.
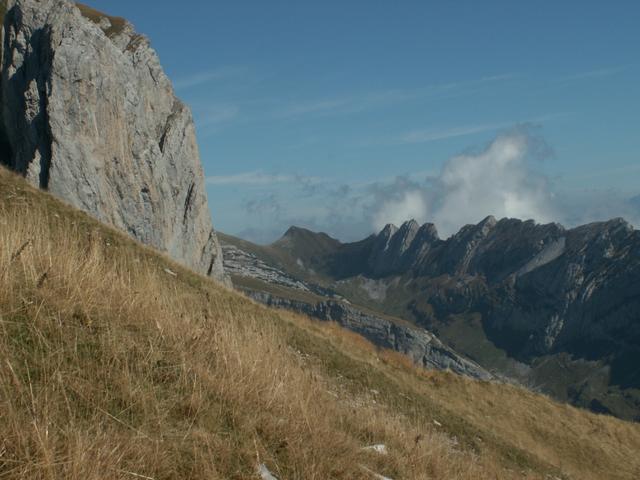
217 130 637 243
370 130 557 237
373 190 428 231
433 132 555 234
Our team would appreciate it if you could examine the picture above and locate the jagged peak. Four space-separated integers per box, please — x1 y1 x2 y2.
606 217 633 229
379 223 399 238
279 225 336 240
569 217 635 239
573 217 632 230
479 215 498 228
391 220 420 245
378 220 422 240
275 226 309 247
399 219 419 231
417 222 440 241
274 226 341 252
281 225 310 238
454 215 497 239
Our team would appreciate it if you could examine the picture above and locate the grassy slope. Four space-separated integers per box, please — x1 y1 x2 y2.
1 166 640 479
76 3 128 38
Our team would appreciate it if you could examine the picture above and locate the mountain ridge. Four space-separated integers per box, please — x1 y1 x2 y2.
223 215 640 420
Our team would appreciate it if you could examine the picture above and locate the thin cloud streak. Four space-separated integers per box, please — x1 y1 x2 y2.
274 73 518 119
277 99 350 117
196 105 240 127
174 67 245 90
396 122 513 145
206 171 322 186
369 113 569 147
557 66 627 83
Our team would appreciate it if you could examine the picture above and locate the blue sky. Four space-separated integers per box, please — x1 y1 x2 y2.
86 0 639 243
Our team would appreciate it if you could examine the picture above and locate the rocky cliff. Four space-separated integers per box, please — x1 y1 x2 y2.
0 0 226 281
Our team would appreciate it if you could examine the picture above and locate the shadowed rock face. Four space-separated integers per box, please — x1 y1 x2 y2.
279 217 639 367
0 0 226 282
222 216 640 419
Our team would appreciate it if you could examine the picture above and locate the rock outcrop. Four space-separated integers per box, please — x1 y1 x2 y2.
222 243 310 292
0 0 226 281
246 290 492 381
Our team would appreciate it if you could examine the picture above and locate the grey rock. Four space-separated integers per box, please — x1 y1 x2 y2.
0 0 226 281
247 290 492 381
222 243 310 291
368 220 420 276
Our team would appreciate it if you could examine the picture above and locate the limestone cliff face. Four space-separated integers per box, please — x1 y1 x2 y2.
0 0 226 281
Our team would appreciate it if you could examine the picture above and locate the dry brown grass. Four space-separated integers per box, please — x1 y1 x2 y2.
1 166 639 480
76 3 128 38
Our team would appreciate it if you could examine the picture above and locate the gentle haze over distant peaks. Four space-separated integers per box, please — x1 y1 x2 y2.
85 0 640 243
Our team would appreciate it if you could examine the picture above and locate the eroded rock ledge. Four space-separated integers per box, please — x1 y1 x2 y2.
246 289 493 381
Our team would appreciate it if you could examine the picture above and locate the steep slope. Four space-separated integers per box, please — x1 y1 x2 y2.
3 165 640 480
0 0 225 280
220 235 492 380
222 218 640 421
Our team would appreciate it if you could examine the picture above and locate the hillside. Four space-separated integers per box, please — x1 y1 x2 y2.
3 171 640 480
220 218 640 421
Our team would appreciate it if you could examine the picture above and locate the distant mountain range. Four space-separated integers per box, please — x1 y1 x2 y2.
221 216 640 421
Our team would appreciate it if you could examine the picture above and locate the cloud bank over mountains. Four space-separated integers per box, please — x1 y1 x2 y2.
209 129 639 244
372 129 558 236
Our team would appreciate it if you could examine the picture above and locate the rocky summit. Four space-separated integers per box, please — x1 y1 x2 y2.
0 0 226 281
221 217 640 421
